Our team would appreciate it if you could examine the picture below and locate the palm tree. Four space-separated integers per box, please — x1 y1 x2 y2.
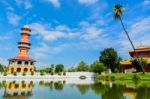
113 4 145 74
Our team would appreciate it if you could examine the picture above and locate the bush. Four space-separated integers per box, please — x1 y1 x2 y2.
13 72 17 76
21 80 25 85
22 72 26 76
90 61 105 74
111 75 115 81
31 72 34 76
58 72 62 76
50 72 54 76
98 75 103 80
40 71 45 76
63 72 66 76
13 92 18 96
21 92 25 95
133 74 141 81
55 64 64 73
105 75 110 81
3 72 7 76
27 91 32 95
2 80 6 86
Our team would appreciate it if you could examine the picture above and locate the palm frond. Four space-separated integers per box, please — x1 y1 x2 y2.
113 4 124 19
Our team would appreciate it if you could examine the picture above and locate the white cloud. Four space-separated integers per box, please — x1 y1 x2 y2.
31 43 69 59
15 0 32 9
78 0 97 4
0 57 7 66
7 12 21 25
48 0 60 8
15 0 23 6
0 36 9 40
143 0 150 6
81 26 103 40
118 17 150 58
25 0 32 9
30 23 79 41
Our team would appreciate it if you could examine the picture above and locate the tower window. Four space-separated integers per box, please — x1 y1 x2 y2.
31 62 34 65
25 61 28 65
18 61 22 65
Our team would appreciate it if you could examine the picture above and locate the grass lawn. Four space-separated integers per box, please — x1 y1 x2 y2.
98 72 150 81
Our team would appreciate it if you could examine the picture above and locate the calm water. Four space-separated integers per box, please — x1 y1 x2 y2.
0 79 150 99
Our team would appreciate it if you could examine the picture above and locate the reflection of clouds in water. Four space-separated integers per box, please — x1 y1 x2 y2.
0 88 4 97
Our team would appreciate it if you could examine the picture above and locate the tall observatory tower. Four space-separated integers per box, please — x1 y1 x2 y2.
8 25 36 74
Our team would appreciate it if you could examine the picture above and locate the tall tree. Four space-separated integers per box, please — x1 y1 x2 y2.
90 61 105 74
113 4 145 74
55 64 64 73
99 48 121 72
76 61 89 71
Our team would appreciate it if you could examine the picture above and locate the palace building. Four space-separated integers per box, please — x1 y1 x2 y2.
120 45 150 72
7 25 36 74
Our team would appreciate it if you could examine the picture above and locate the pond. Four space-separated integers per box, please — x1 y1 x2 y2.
0 79 150 99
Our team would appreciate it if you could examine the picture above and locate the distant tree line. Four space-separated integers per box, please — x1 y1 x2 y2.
38 48 122 74
68 48 122 74
37 64 66 75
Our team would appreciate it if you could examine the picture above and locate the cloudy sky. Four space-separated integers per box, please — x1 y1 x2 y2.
0 0 150 68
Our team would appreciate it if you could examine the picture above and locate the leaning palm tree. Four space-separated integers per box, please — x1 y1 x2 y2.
113 4 145 74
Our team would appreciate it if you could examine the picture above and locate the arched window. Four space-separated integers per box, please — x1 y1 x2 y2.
11 68 14 73
17 68 21 72
31 62 34 65
25 61 28 65
18 61 22 65
24 68 28 72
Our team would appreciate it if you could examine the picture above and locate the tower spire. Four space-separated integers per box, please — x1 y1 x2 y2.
18 25 31 56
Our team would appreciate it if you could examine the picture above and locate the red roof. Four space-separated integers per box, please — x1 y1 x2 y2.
9 55 36 62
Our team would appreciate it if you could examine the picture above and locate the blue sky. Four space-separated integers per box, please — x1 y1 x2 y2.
0 0 150 69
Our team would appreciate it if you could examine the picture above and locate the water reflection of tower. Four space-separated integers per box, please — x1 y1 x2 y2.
4 81 33 98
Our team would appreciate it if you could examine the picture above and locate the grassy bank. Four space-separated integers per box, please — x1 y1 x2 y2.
98 73 150 81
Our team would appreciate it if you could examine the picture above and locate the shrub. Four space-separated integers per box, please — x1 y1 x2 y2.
63 72 66 76
22 72 26 76
133 74 141 81
50 72 54 76
21 80 25 85
119 76 125 80
111 75 115 81
13 72 17 76
97 75 105 80
31 72 34 76
13 92 18 96
27 91 32 95
21 92 25 95
55 64 64 73
63 80 66 84
58 72 62 76
3 72 7 76
105 75 110 81
40 71 45 76
2 80 6 86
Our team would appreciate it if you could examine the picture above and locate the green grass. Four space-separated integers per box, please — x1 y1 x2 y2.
98 73 150 81
98 73 150 88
